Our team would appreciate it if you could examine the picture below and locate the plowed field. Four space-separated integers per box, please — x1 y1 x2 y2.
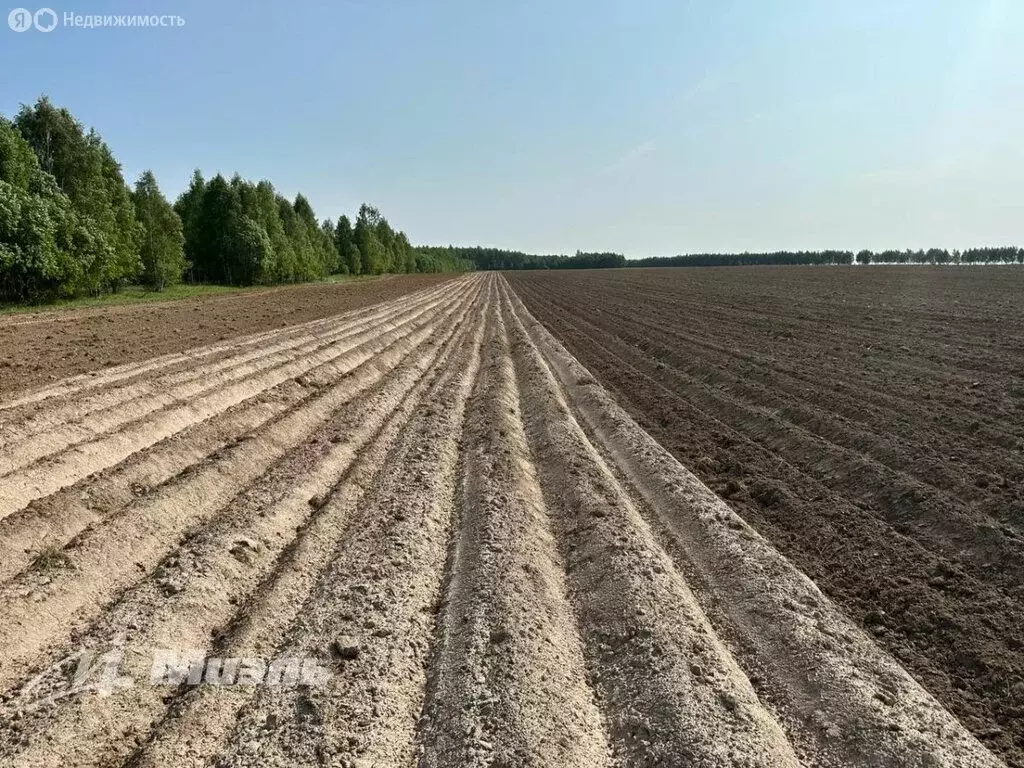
0 271 1010 767
508 265 1024 767
0 273 453 397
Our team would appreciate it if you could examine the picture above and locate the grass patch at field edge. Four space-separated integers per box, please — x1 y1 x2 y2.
0 273 386 315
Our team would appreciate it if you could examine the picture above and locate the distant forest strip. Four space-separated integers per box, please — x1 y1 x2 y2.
6 94 1019 305
632 248 1024 267
1 96 468 304
414 247 627 270
420 245 1024 271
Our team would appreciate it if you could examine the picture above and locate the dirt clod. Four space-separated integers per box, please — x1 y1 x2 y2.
332 637 361 660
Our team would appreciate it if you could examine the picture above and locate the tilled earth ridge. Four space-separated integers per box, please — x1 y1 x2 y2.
506 265 1024 767
0 273 455 397
0 272 1006 767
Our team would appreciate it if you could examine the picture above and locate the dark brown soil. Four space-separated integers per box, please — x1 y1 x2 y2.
0 275 454 398
506 265 1024 767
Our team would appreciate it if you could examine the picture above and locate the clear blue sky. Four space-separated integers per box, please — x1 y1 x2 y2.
2 0 1021 257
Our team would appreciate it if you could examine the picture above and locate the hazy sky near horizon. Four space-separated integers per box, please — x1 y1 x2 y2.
2 0 1021 257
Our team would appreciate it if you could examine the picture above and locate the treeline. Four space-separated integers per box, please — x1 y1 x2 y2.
632 251 855 267
854 247 1023 265
0 96 465 303
419 246 1024 272
415 246 626 270
172 178 468 286
632 248 1024 268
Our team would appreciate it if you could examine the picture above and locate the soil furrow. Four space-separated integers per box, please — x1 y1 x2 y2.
543 298 1024 598
205 275 486 768
505 276 1005 767
515 274 1024 450
0 280 462 494
124 278 492 768
0 281 478 696
0 267 1013 768
415 289 611 768
506 267 1023 765
0 280 459 454
0 273 455 398
0 282 472 585
499 279 801 766
0 278 484 768
0 280 467 520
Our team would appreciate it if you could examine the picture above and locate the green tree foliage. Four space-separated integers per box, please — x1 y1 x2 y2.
16 96 1024 306
355 204 387 275
334 214 356 274
849 248 1023 266
959 247 1023 265
321 218 338 272
251 181 293 282
132 170 186 291
414 246 622 270
14 97 142 293
292 193 336 277
173 170 205 281
190 174 240 283
175 174 317 286
333 215 354 274
396 231 417 273
422 245 1024 271
631 251 856 267
345 203 423 275
0 117 102 301
346 243 362 275
2 97 465 304
99 144 143 288
359 228 386 275
171 176 398 287
631 248 1024 268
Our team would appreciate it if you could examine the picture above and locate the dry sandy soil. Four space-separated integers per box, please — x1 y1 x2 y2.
0 271 1011 767
508 265 1024 767
0 274 452 398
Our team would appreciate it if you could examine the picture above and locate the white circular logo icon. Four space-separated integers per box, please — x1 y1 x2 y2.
8 7 57 31
33 7 56 31
8 7 33 31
